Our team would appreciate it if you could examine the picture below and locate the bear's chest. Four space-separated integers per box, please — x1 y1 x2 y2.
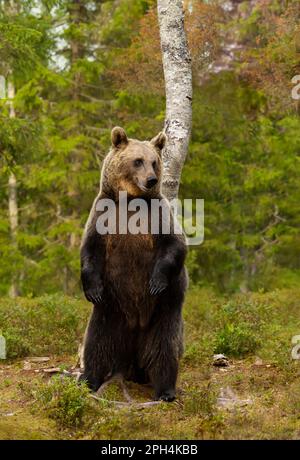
104 232 156 328
103 204 155 273
104 232 155 277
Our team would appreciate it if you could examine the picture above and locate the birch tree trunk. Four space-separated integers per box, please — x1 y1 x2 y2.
157 0 192 201
7 79 19 298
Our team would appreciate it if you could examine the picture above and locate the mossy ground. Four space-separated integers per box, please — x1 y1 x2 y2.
0 288 299 440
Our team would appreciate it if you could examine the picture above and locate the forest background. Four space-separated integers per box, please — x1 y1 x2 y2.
1 0 300 297
1 0 300 440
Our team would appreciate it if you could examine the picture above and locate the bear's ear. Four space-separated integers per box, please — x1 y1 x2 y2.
111 126 128 148
150 132 167 152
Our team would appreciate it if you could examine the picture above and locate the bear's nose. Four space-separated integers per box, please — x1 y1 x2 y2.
146 176 158 189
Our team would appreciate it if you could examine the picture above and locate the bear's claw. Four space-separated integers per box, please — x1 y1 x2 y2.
85 286 103 304
149 276 168 296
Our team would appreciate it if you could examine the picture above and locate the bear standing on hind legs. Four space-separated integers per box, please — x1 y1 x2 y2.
79 127 188 402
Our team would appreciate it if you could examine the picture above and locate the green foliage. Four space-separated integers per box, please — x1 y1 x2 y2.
214 323 261 357
183 287 300 363
36 376 90 427
0 0 299 296
181 73 300 292
1 287 298 369
212 297 271 357
0 14 50 78
0 287 299 439
0 295 89 358
0 1 299 441
101 0 150 47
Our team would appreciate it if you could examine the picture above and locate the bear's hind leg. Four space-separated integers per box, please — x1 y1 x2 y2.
80 306 127 392
141 305 183 402
150 354 178 402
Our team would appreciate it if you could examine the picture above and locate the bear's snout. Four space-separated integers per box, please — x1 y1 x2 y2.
146 176 158 189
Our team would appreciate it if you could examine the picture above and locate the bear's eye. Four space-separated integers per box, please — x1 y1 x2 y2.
134 159 143 168
152 161 157 169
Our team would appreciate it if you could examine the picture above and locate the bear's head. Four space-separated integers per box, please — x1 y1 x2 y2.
101 127 166 199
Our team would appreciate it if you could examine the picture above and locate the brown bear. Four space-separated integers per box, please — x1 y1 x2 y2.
79 127 188 401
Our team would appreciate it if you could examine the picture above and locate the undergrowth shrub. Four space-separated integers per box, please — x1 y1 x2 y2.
184 288 300 361
0 295 89 358
212 297 272 357
36 376 90 427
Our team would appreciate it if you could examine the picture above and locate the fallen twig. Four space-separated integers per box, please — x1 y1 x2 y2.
89 394 162 409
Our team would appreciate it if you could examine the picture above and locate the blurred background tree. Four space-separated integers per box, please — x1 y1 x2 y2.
0 0 299 296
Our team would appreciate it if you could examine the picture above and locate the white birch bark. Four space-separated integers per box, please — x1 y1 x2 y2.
157 0 192 201
7 79 19 298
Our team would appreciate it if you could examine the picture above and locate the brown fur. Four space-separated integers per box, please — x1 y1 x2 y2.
80 127 187 401
104 232 156 329
101 139 163 199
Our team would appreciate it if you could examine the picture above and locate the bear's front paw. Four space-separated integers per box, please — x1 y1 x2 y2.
84 283 103 305
149 271 168 296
